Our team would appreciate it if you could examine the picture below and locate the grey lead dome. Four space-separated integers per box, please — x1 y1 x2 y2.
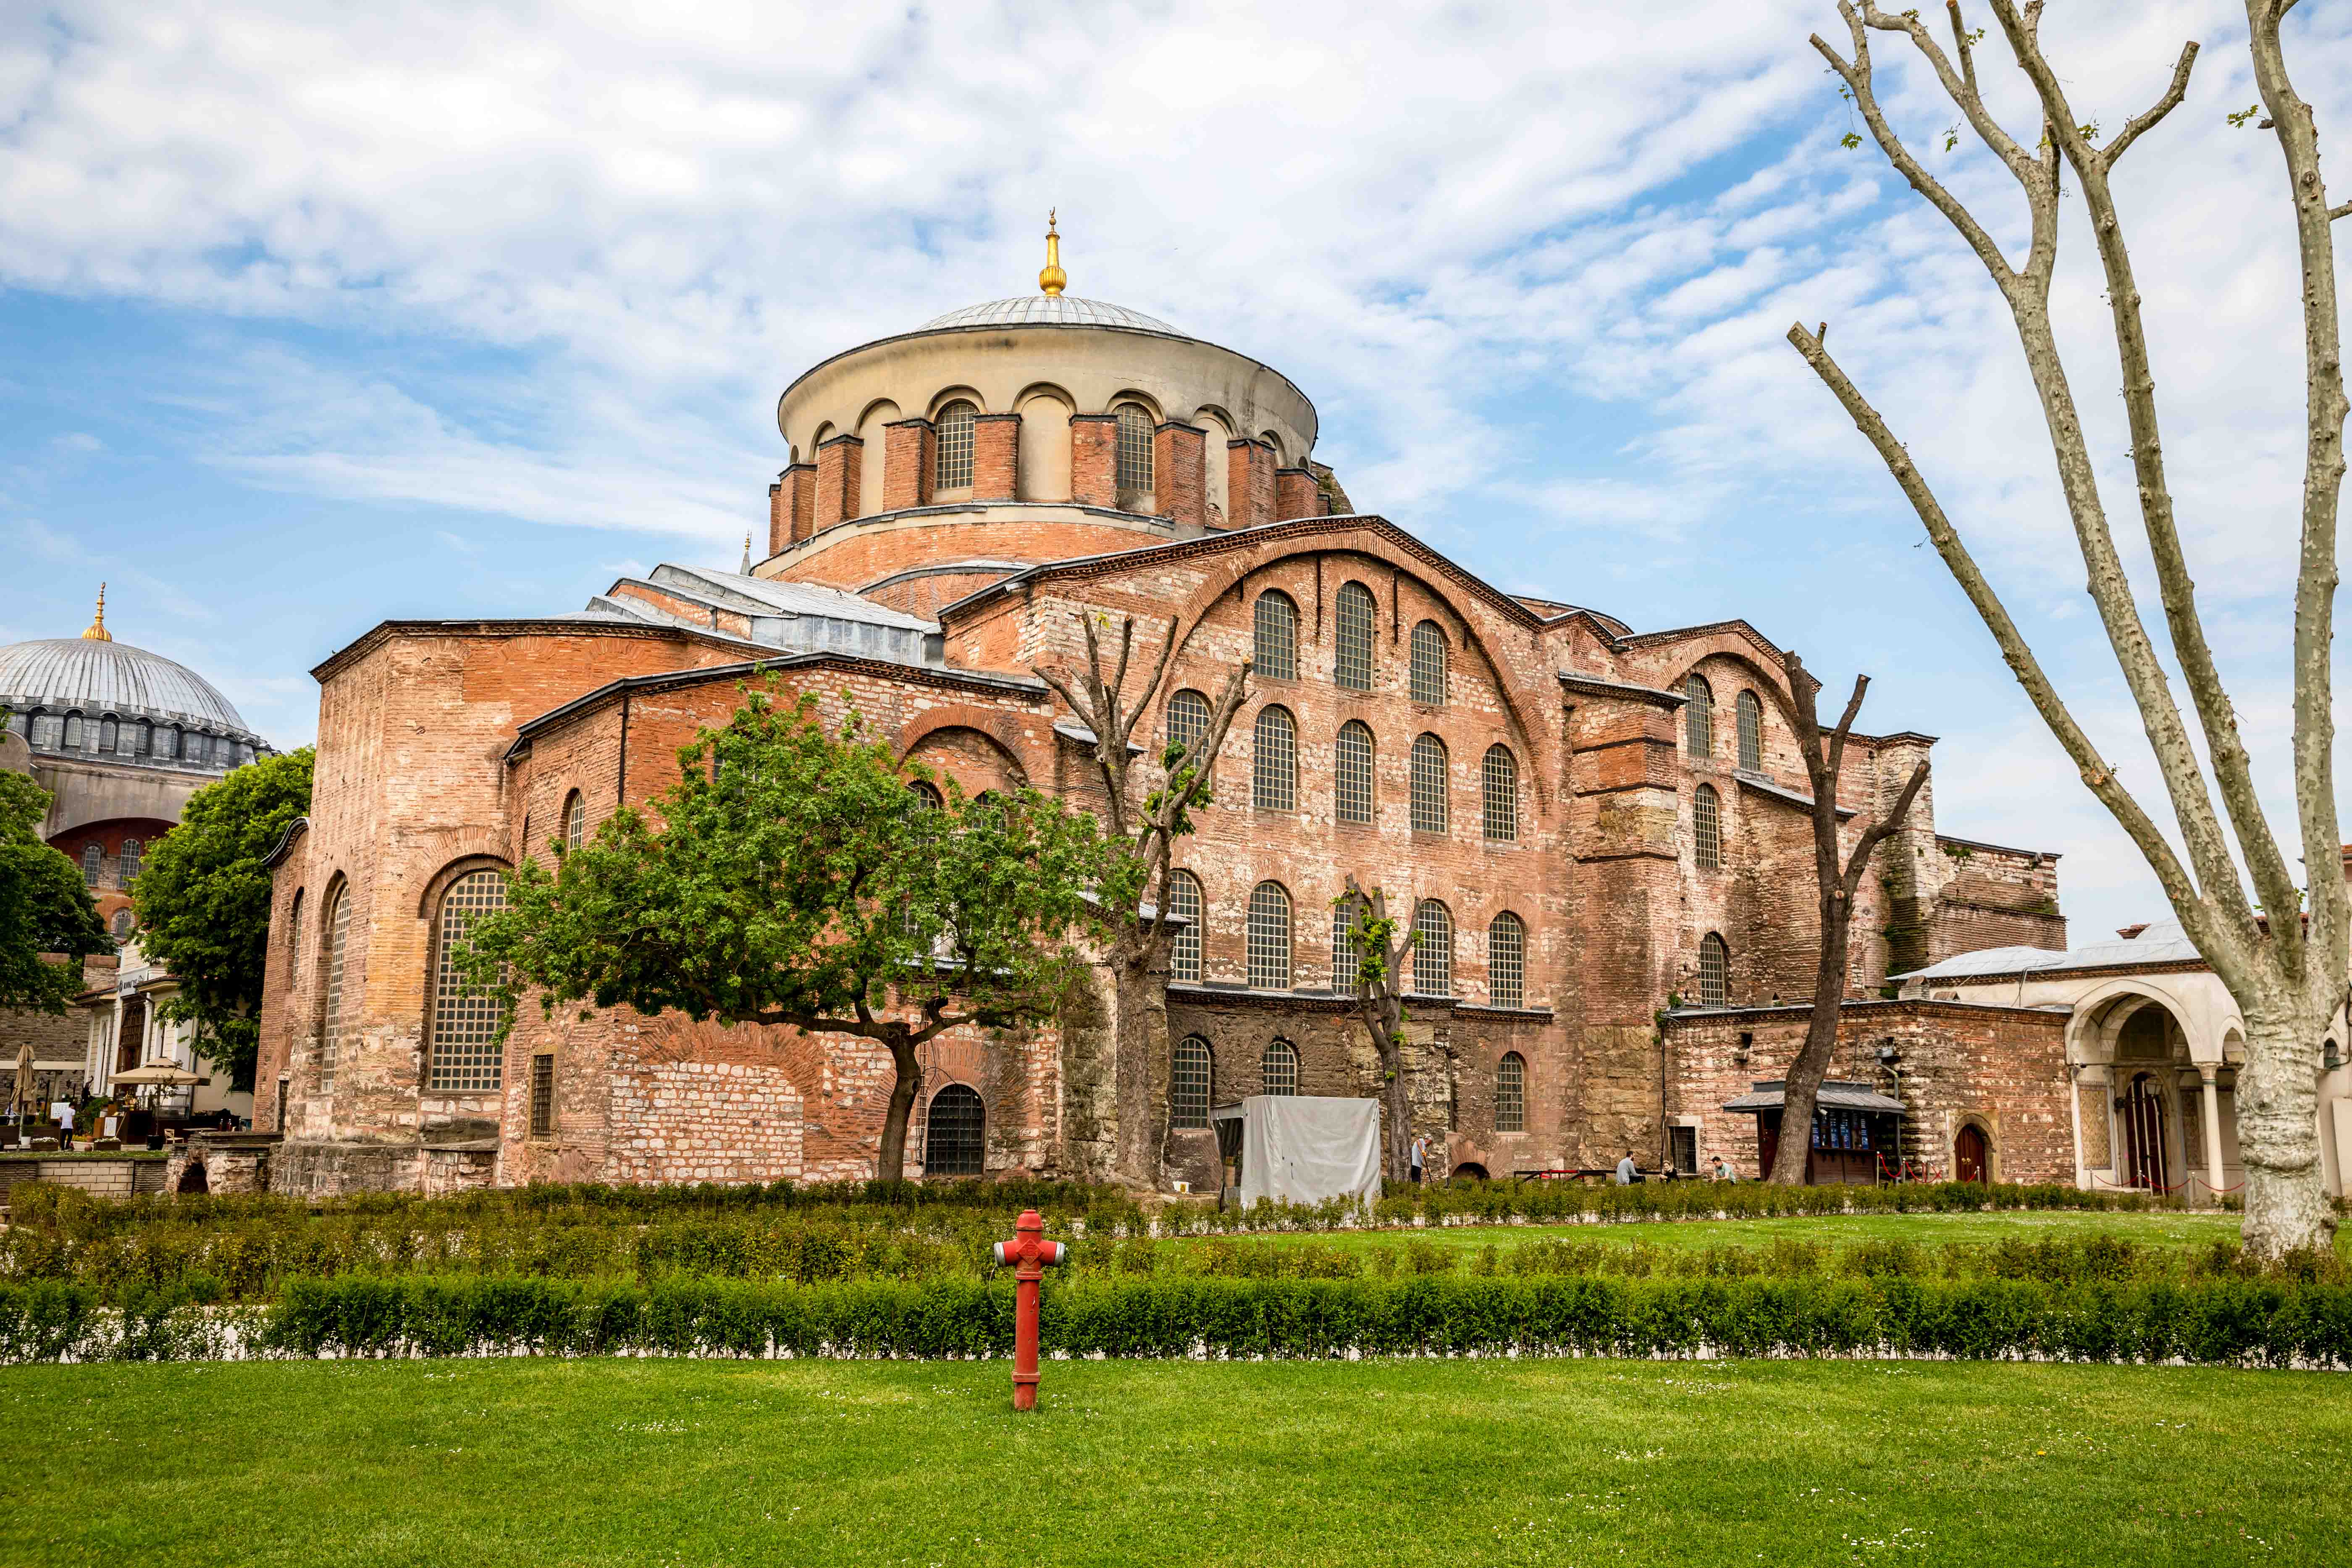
0 636 257 735
919 295 1182 334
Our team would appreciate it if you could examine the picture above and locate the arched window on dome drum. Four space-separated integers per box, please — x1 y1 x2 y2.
1171 1037 1213 1129
1253 591 1298 680
1163 689 1212 803
156 726 178 760
98 717 117 754
1685 674 1714 757
1410 734 1448 835
1334 720 1374 825
1253 707 1296 812
1261 1039 1299 1097
320 882 351 1096
935 400 976 491
1495 1052 1526 1133
1488 911 1525 1009
1482 745 1517 841
1698 932 1729 1008
188 732 208 765
1409 621 1448 706
1335 582 1376 691
119 838 141 888
133 720 151 758
81 843 101 888
924 1083 986 1176
1247 880 1292 990
1167 869 1203 983
1693 783 1722 871
30 712 59 750
1115 403 1155 496
1412 900 1453 997
1737 690 1763 771
427 869 510 1093
63 713 84 750
563 791 586 854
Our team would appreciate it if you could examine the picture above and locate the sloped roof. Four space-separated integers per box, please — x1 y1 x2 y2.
1893 920 2197 983
920 295 1181 334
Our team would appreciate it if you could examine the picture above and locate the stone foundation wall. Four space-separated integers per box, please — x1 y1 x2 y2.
605 1060 806 1186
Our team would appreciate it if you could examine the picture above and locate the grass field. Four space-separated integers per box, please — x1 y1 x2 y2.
5 1356 2347 1568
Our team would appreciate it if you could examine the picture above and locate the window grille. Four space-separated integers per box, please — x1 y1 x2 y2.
1253 592 1298 680
1334 582 1376 690
30 713 60 749
1737 690 1763 770
98 717 118 754
1410 734 1448 834
1247 881 1292 989
320 885 350 1095
1331 897 1365 994
132 720 150 757
1412 900 1453 996
1171 1037 1213 1129
1165 688 1211 760
427 869 510 1093
118 839 141 888
81 842 101 888
935 401 976 490
1409 621 1447 705
1668 1124 1698 1173
1115 404 1154 494
563 791 585 853
63 714 84 749
1261 1039 1299 1097
1495 1052 1526 1133
1167 871 1203 982
529 1054 556 1138
1488 912 1525 1009
925 1083 986 1175
1685 675 1714 756
1253 707 1296 812
1482 746 1517 841
157 726 178 759
1693 783 1722 870
1698 933 1729 1008
1334 720 1374 824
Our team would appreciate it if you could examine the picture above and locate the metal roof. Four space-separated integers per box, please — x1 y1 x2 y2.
0 636 256 734
919 295 1182 334
1893 920 2196 983
1721 1080 1908 1114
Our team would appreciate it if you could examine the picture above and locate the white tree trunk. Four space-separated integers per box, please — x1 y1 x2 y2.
2236 1002 2339 1259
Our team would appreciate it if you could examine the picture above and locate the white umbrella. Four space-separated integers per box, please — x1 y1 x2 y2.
109 1060 201 1086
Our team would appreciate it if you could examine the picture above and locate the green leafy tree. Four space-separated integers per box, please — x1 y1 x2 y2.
459 685 1112 1181
0 771 110 1015
131 747 315 1089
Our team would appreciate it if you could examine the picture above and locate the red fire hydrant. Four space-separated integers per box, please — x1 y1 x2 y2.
992 1208 1068 1411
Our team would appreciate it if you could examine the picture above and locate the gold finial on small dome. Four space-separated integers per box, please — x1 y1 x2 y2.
1039 209 1066 297
81 583 113 642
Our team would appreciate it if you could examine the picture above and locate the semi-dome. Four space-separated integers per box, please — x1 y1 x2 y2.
919 294 1182 335
0 637 254 734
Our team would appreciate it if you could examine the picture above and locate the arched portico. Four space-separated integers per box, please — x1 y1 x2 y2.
2067 985 2240 1205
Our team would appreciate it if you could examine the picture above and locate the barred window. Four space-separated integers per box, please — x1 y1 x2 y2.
287 889 304 991
1253 591 1298 680
320 883 351 1095
935 401 976 490
925 1083 986 1175
1737 690 1763 771
157 725 178 759
1331 896 1366 994
1412 899 1453 997
30 712 60 749
98 716 118 754
1335 581 1376 690
1495 1051 1526 1133
1253 706 1296 812
426 869 509 1093
1261 1039 1299 1097
1482 745 1517 841
1172 1036 1213 1129
529 1053 556 1138
1410 733 1448 834
1693 783 1722 870
563 791 585 853
133 720 151 757
1165 687 1211 764
81 842 101 888
1247 880 1292 989
1410 620 1447 705
1698 932 1729 1008
63 713 84 749
1115 403 1155 495
1685 674 1714 757
1334 720 1375 825
119 838 141 888
1488 911 1525 1009
1167 870 1203 982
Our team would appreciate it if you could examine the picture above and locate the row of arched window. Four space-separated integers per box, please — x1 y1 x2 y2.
1203 700 1519 840
1685 676 1766 771
3 707 246 767
1169 1035 1529 1133
76 838 142 891
1251 587 1453 706
1166 872 1530 1006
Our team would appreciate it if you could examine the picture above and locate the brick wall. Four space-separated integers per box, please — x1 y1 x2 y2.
1070 416 1117 508
972 414 1020 501
605 1060 806 1185
882 419 936 512
1274 467 1321 521
815 436 862 530
1154 422 1205 529
1228 441 1276 530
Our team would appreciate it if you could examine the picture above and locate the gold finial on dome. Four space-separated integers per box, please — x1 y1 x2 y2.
1039 209 1066 297
81 583 113 642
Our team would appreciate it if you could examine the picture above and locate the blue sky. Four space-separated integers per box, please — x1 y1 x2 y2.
4 0 2347 942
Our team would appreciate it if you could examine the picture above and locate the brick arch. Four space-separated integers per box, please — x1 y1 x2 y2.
398 828 514 918
897 705 1038 792
1105 388 1164 422
926 384 987 420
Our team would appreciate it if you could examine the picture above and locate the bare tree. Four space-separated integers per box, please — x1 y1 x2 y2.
1761 654 1929 1185
1340 875 1421 1182
1035 612 1250 1186
1790 3 2344 1254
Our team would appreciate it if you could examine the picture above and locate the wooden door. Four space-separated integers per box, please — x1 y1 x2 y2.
1955 1123 1988 1184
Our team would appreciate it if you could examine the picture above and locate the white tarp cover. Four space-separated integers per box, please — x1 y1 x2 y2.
1231 1095 1383 1208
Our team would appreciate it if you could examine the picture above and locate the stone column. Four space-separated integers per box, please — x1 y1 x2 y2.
2199 1064 2225 1199
2071 1063 2111 1183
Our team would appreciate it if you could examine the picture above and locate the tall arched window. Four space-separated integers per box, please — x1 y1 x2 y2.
1409 621 1448 705
1482 745 1517 841
1697 932 1729 1008
1334 581 1376 690
427 869 511 1093
562 791 585 854
133 720 152 757
29 712 59 749
286 888 304 991
1171 1036 1213 1129
1495 1052 1526 1133
1253 707 1296 812
1412 899 1453 996
98 717 118 754
118 838 142 888
1163 689 1213 805
1331 895 1366 994
157 726 178 760
1247 880 1292 989
80 843 101 888
1685 674 1714 756
935 400 976 490
924 1083 986 1175
1334 720 1375 824
1253 591 1298 680
1693 783 1722 871
1167 870 1203 983
1736 690 1764 770
1261 1039 1299 1097
320 882 351 1095
1488 912 1525 1009
1115 403 1155 495
1410 734 1448 834
63 713 84 750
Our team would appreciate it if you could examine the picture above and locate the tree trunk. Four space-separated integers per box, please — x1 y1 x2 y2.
1109 943 1170 1187
875 1036 921 1183
2236 1002 2340 1260
1768 893 1853 1186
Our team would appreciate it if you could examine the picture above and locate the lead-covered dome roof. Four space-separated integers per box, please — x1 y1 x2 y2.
919 295 1182 334
0 636 257 735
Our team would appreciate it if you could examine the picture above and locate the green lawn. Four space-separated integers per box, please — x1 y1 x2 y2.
5 1357 2345 1567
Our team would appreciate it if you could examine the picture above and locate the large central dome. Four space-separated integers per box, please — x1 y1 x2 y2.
920 295 1182 335
0 636 253 733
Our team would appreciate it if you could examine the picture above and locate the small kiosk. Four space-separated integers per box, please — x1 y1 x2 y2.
1722 1079 1908 1185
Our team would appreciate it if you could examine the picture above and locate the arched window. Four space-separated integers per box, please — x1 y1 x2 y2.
1172 1037 1213 1129
62 713 84 750
1261 1039 1300 1097
1736 690 1763 770
1410 733 1448 834
29 712 59 749
118 838 142 887
1334 720 1374 825
1412 899 1453 997
320 882 351 1095
562 791 586 853
1693 783 1722 871
934 400 976 491
427 869 510 1093
1115 402 1155 495
1495 1052 1527 1133
98 716 118 754
1697 932 1729 1008
1167 870 1203 983
1253 706 1296 812
1164 687 1211 764
1409 620 1447 705
1685 674 1714 757
80 843 101 888
1482 746 1517 841
187 733 209 765
1247 881 1292 989
1331 895 1366 994
1488 912 1525 1009
133 720 152 758
1253 591 1298 680
924 1083 986 1175
287 888 304 991
1335 581 1376 690
110 907 134 939
157 726 178 760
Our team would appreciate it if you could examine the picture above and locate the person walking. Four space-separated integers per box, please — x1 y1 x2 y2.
1409 1134 1428 1185
55 1100 75 1150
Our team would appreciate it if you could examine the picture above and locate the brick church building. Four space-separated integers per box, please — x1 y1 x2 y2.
249 224 2079 1196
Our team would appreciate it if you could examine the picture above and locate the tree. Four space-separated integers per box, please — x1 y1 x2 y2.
459 685 1110 1181
1759 658 1928 1186
1033 613 1250 1185
131 747 314 1090
1791 3 2345 1254
1339 876 1422 1183
0 771 110 1016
